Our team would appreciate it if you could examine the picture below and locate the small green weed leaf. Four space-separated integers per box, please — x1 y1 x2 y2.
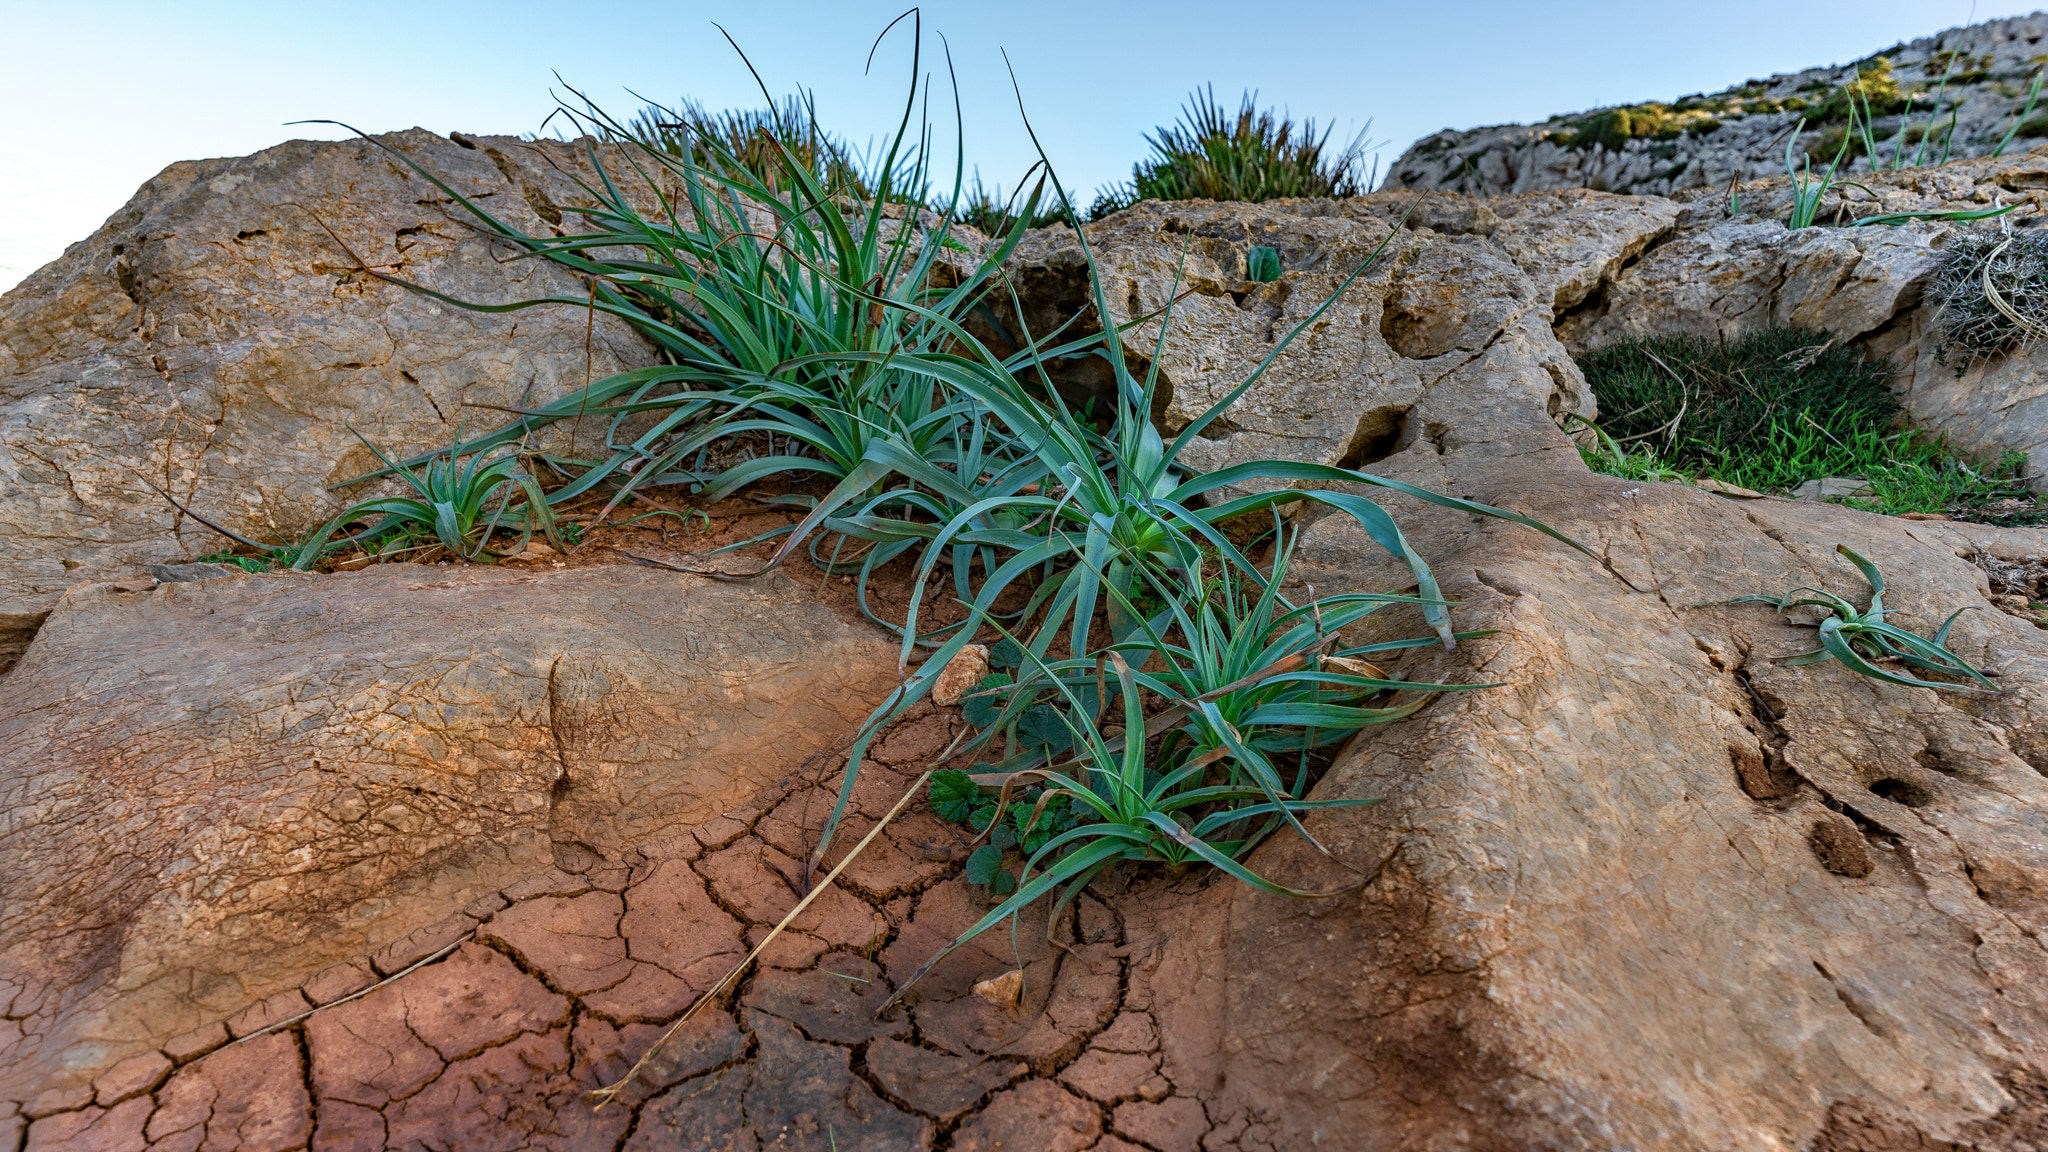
1247 245 1282 282
988 639 1023 670
961 673 1014 728
927 770 982 824
991 821 1019 852
964 844 1006 886
990 868 1019 896
1018 705 1074 752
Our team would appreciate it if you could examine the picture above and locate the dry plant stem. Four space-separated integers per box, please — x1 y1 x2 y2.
230 933 473 1047
1982 237 2048 343
590 767 937 1107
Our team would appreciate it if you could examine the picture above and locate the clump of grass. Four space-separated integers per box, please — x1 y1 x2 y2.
302 25 1613 1093
300 430 566 566
1929 230 2048 365
1090 86 1375 219
160 429 566 570
955 172 1065 236
1581 329 1896 452
1725 545 2000 693
894 532 1491 1001
620 91 909 200
1577 329 2037 519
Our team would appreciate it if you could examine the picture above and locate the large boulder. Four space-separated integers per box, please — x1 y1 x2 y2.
0 562 900 1092
0 129 655 652
1008 189 1676 479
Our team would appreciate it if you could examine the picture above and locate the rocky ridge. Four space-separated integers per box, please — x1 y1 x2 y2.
1388 13 2048 199
6 126 2048 1150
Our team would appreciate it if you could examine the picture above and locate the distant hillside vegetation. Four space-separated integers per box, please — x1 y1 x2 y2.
1388 13 2048 197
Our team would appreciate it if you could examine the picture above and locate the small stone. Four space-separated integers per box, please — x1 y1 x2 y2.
973 969 1024 1009
507 540 560 562
932 643 990 706
1137 1077 1171 1102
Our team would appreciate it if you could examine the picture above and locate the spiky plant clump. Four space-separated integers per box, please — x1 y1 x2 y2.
1089 86 1374 219
1726 545 2000 693
620 92 918 201
1929 230 2048 364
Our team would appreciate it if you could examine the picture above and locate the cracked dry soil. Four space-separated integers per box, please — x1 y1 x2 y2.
12 725 1217 1152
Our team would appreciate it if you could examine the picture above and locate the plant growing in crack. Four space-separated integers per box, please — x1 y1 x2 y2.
1722 545 2002 693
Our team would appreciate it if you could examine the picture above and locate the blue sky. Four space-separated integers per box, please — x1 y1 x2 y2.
0 0 2030 290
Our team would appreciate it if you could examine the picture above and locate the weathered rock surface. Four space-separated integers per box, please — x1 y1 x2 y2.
1557 215 1949 353
0 128 655 635
0 562 899 1092
1388 14 2048 199
11 139 2048 1150
1009 189 1676 478
1556 146 2048 489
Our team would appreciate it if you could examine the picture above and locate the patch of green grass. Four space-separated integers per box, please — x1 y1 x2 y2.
1089 86 1375 219
1577 329 2038 519
1581 329 1896 450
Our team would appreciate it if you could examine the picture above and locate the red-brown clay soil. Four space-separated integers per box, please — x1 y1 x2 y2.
11 707 1218 1152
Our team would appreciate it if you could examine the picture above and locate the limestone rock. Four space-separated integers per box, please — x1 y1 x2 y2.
1162 357 2048 1148
932 642 989 706
0 563 898 1091
1387 14 2048 199
1011 191 1668 478
0 129 656 632
1560 215 1948 354
1487 187 1683 315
